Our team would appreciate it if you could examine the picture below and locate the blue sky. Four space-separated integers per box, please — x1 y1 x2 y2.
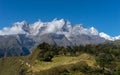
0 0 120 36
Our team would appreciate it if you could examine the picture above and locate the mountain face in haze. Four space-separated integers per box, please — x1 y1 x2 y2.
0 19 119 57
0 35 34 57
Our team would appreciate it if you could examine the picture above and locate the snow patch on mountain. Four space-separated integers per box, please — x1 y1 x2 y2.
99 32 120 41
99 32 113 40
114 35 120 40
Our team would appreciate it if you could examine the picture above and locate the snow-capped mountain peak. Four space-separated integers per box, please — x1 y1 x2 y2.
29 20 44 35
13 21 28 27
0 19 120 41
0 21 28 35
89 27 99 35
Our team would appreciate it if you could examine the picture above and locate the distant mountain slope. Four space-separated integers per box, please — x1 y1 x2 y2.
0 35 34 57
104 40 120 48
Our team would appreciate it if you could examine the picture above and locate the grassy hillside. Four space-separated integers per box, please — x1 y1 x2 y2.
0 57 25 75
0 51 96 75
30 53 96 72
0 42 120 75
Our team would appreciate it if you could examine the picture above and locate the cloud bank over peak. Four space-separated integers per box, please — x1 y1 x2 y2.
0 21 27 35
43 19 65 34
0 19 119 41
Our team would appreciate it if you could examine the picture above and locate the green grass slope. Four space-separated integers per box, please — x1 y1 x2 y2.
30 53 96 72
0 49 97 75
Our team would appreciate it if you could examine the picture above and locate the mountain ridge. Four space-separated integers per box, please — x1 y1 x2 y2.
0 19 119 41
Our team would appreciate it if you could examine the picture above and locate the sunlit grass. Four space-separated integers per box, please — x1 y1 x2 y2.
30 53 97 72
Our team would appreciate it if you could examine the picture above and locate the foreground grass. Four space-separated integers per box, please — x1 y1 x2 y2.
0 53 97 75
30 53 97 72
0 57 24 75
